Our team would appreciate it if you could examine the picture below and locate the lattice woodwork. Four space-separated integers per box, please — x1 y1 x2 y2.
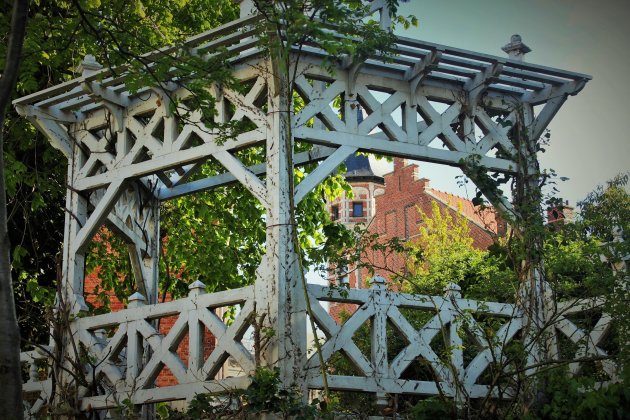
13 0 596 413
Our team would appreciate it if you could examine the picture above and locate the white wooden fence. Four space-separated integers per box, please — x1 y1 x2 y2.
306 279 522 404
21 277 616 415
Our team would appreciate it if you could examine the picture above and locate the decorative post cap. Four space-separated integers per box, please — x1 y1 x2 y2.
443 282 462 298
188 280 207 296
370 275 387 289
128 292 146 308
501 34 531 61
76 54 102 77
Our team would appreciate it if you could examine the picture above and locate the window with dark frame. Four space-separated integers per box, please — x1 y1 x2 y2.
352 201 364 217
404 205 414 239
331 205 339 220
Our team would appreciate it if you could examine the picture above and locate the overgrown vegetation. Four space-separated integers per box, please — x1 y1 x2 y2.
154 367 332 419
324 174 630 418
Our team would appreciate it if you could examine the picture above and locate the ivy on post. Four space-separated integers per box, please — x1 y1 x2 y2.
369 275 389 409
246 0 309 398
249 0 406 401
513 101 549 369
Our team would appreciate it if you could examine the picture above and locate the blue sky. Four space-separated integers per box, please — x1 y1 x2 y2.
393 0 630 209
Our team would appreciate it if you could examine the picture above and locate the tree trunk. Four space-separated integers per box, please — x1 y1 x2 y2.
0 0 28 417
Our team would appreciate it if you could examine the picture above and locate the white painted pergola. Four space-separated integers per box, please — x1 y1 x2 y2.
17 1 611 416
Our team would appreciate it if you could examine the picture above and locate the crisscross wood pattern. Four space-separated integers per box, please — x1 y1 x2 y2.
553 298 618 382
15 1 593 415
292 68 525 173
303 281 617 402
21 280 619 413
71 76 268 196
71 283 255 411
306 280 523 399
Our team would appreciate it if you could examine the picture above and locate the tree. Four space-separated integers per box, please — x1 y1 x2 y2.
403 179 629 418
7 0 243 337
16 1 621 416
323 173 629 417
404 201 518 301
570 174 629 373
0 0 28 416
3 0 254 413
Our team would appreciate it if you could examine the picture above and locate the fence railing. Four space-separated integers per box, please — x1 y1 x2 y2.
306 278 523 404
21 278 617 415
22 349 53 418
553 297 617 382
22 281 256 414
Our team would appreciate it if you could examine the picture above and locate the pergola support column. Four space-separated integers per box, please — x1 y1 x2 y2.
255 68 307 394
517 103 553 369
60 155 90 316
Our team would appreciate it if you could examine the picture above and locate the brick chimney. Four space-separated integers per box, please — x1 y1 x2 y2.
547 200 574 226
393 157 406 172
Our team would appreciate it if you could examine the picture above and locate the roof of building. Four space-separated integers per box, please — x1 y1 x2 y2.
425 188 500 234
343 154 385 184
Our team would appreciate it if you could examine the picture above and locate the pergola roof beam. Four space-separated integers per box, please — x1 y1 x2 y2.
294 127 515 173
26 118 73 158
522 79 586 104
14 17 589 199
500 67 569 86
404 49 442 81
15 27 589 115
30 41 261 113
193 26 260 57
81 81 130 108
430 64 476 79
157 145 335 200
16 104 83 123
438 55 493 72
13 19 262 109
141 14 261 62
496 75 546 91
396 35 591 81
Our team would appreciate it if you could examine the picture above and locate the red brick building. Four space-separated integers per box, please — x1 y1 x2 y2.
328 157 505 320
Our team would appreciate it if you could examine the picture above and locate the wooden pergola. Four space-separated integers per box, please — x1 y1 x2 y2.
16 1 604 415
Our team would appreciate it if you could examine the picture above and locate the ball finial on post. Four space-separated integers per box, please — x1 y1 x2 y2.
502 34 532 61
76 54 102 77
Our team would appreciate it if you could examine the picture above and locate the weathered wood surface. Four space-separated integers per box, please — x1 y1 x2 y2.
15 0 595 416
21 279 616 414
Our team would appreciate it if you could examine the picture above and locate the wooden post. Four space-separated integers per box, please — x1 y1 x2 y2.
444 282 465 406
254 60 307 395
370 275 389 408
